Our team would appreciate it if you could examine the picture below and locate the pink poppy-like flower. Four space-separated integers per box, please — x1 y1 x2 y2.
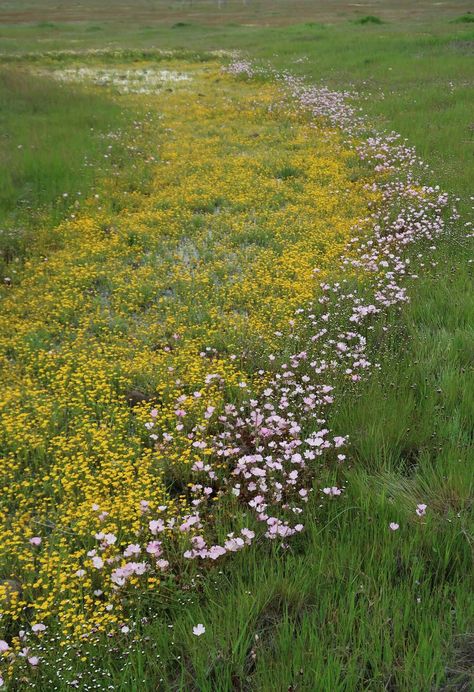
123 544 141 558
416 503 427 517
146 540 162 557
192 624 206 636
31 623 46 634
149 519 165 535
389 522 399 531
29 536 42 546
323 486 342 496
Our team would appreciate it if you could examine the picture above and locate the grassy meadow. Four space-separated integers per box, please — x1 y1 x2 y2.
0 2 472 690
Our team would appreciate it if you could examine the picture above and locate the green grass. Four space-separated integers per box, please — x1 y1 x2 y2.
39 500 473 689
0 3 473 690
452 12 474 23
0 67 130 273
34 231 472 691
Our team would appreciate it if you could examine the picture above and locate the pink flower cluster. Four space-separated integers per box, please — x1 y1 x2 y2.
165 60 455 560
224 59 254 78
183 528 255 560
45 62 450 603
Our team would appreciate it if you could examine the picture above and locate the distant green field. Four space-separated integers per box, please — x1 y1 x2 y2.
1 5 473 195
0 2 472 690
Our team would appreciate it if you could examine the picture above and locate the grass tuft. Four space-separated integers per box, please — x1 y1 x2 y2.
451 12 474 23
353 15 384 25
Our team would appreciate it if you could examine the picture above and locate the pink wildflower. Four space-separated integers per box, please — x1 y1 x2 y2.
323 486 342 496
149 518 165 535
31 623 46 633
146 540 162 556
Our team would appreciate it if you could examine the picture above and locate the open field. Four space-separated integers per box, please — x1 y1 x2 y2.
0 0 472 26
0 2 472 690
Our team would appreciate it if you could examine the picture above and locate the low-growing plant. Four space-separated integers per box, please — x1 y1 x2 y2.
451 12 474 23
353 15 384 25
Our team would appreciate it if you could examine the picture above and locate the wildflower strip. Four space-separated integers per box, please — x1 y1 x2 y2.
0 58 456 680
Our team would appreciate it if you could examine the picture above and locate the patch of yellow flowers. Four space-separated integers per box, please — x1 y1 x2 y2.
0 60 378 645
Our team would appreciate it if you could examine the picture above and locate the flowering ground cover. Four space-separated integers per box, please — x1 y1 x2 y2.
0 57 375 680
0 8 472 689
0 57 382 641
